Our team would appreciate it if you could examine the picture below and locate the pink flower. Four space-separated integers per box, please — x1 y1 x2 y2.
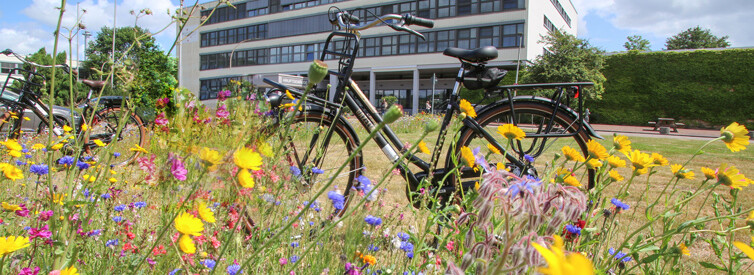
185 100 196 109
216 104 230 119
170 155 188 181
154 112 168 126
19 266 40 275
445 240 455 251
29 224 52 240
38 210 54 221
137 154 157 184
218 90 232 101
15 203 29 217
279 257 287 265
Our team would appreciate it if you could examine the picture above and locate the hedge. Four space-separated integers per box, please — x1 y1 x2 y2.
588 49 754 129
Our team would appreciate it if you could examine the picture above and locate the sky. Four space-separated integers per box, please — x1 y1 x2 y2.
1 0 753 58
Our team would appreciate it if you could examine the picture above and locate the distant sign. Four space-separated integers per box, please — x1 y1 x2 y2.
252 74 308 89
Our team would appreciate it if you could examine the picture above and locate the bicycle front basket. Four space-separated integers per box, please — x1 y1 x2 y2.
1 68 45 100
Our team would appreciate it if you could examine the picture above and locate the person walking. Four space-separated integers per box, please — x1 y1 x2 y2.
425 100 431 114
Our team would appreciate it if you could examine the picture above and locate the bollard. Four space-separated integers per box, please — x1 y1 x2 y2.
659 127 670 135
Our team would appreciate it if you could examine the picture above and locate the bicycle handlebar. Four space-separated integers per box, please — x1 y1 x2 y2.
403 14 434 28
334 10 433 39
2 48 71 74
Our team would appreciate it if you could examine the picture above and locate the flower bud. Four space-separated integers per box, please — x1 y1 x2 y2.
307 60 328 84
424 120 439 133
383 105 403 124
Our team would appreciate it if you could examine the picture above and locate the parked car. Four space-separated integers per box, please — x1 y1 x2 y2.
1 90 82 135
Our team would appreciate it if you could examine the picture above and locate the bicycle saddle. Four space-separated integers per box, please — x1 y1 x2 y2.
82 79 107 90
443 46 498 63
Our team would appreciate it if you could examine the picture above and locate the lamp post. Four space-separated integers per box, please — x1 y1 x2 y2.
431 73 437 115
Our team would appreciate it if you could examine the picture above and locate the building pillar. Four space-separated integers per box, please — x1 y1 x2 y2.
412 69 420 115
369 70 376 106
329 74 338 102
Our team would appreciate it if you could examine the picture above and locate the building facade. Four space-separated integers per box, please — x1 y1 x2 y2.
178 0 578 114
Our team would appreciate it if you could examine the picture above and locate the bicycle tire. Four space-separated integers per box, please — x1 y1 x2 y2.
85 107 146 166
283 111 361 217
450 101 594 190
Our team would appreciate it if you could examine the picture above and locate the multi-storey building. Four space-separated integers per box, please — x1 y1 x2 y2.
178 0 578 114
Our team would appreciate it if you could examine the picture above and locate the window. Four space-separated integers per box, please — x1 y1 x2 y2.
247 7 268 17
200 77 241 100
456 28 477 49
417 32 436 53
502 23 524 47
549 0 571 26
457 0 472 15
362 37 379 57
478 26 500 47
503 0 519 9
381 36 396 56
200 24 267 48
376 90 412 112
436 0 456 18
398 35 415 55
436 30 455 51
544 16 555 32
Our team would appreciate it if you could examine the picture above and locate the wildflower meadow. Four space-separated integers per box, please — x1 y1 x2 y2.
2 2 754 275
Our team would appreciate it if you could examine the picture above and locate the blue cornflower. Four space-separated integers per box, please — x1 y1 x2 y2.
58 156 75 166
290 166 301 176
100 193 111 199
407 251 414 259
82 188 90 197
312 167 324 174
400 241 414 252
76 161 90 170
112 216 123 223
364 215 382 226
368 244 379 252
24 154 32 159
134 202 147 208
309 221 315 226
105 239 119 247
472 147 488 168
328 191 345 210
608 248 632 262
22 148 28 153
291 242 299 248
290 255 299 263
87 229 102 236
611 198 630 211
201 259 216 269
356 175 372 193
524 154 535 163
227 264 242 275
114 205 127 212
15 160 25 166
113 152 121 158
169 268 181 275
397 232 410 241
565 224 581 235
29 164 49 175
506 175 541 197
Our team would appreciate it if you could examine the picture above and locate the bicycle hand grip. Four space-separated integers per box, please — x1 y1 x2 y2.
1 49 12 55
403 14 434 28
342 13 360 24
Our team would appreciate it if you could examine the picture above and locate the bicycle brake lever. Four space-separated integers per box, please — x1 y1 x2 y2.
389 24 426 40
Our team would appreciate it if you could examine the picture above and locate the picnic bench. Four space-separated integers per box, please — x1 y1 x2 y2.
648 118 685 133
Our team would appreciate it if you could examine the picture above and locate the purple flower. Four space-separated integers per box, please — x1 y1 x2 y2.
15 204 29 217
106 239 119 247
364 215 382 226
76 161 90 170
18 267 40 275
170 155 188 181
368 244 379 252
524 154 535 163
611 198 630 211
291 241 299 248
312 167 324 174
506 175 541 197
328 191 345 210
29 164 49 175
114 205 127 212
58 156 75 166
134 202 147 208
400 241 414 252
216 104 230 118
169 268 181 275
38 210 53 221
290 166 301 177
201 259 216 269
112 216 123 223
113 152 121 158
218 90 232 101
227 264 242 275
397 232 410 241
29 224 52 240
609 248 632 262
290 255 299 263
87 229 102 237
565 224 581 235
100 193 111 200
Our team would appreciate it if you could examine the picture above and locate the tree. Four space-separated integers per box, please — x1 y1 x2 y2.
525 29 606 99
82 26 177 109
13 48 86 106
624 35 651 51
665 26 730 50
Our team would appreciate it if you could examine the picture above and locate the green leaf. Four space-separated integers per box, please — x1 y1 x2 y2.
638 245 660 253
699 261 727 272
640 253 661 263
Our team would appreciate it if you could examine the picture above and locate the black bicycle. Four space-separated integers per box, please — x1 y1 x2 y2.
264 8 601 214
0 49 146 165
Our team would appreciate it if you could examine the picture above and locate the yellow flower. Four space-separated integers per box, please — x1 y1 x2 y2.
285 90 295 100
531 235 595 275
701 167 716 180
671 164 695 180
197 201 216 223
607 155 626 168
60 265 79 275
733 237 754 261
93 139 106 147
2 202 21 211
612 135 631 153
586 140 608 160
556 168 581 187
31 143 45 150
256 141 274 157
362 254 377 265
1 140 22 151
651 153 668 166
63 125 72 132
51 143 64 151
717 163 749 190
199 147 223 171
679 243 690 256
52 193 66 205
238 168 255 188
233 146 263 170
0 236 31 256
9 150 22 158
628 150 653 171
608 170 624 182
563 176 581 187
129 144 149 154
720 122 749 152
418 141 430 154
178 234 196 254
561 146 585 162
460 146 475 167
23 117 30 121
586 159 602 169
81 123 88 131
459 99 477 118
108 177 117 183
497 124 526 140
174 212 204 236
2 165 24 181
487 143 501 155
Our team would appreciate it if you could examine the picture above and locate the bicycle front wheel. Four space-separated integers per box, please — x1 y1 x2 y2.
451 102 594 189
86 107 146 166
283 111 361 217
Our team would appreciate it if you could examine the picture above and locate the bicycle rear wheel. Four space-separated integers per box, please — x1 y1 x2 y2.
451 102 594 190
283 111 361 217
85 107 146 166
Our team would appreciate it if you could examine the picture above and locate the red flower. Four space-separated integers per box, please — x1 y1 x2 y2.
152 245 167 256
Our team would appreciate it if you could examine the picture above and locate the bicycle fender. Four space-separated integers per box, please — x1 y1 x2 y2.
474 96 603 140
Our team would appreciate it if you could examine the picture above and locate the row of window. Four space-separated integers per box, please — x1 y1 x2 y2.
199 76 244 100
549 0 571 27
200 0 343 25
282 0 339 11
199 23 524 71
1 62 21 74
543 16 555 33
200 24 268 47
200 0 524 48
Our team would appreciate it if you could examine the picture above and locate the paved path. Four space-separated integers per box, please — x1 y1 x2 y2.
591 124 721 140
